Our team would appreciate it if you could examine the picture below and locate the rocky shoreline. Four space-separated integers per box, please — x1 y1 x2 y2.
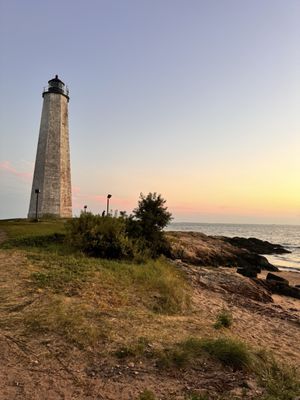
167 231 300 300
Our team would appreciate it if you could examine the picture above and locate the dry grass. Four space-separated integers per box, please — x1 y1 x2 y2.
23 295 107 347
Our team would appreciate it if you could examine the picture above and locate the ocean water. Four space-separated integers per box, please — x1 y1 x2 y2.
166 223 300 272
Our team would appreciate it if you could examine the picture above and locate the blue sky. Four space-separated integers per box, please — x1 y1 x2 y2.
0 0 299 223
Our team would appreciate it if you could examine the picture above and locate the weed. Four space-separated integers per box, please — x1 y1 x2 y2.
156 348 190 369
200 337 251 370
157 337 251 371
138 389 156 400
115 337 150 359
253 351 300 400
185 394 209 400
214 309 233 329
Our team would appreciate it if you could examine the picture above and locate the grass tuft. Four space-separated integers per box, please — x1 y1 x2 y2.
213 309 233 329
157 336 251 371
254 351 300 400
138 389 156 400
115 337 150 359
200 337 251 370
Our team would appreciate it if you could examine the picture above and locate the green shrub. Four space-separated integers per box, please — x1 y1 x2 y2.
66 213 136 259
157 337 251 371
214 309 233 329
126 192 172 258
201 337 251 370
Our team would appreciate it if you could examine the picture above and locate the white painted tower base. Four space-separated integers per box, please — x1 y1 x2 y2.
28 76 72 218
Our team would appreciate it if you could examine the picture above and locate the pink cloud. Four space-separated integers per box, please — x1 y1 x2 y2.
0 160 33 182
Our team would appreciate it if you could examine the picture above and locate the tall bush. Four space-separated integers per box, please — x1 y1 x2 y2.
127 193 172 257
66 213 134 259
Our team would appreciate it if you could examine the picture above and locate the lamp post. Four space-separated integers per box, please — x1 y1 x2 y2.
106 194 112 216
35 189 40 221
84 205 87 213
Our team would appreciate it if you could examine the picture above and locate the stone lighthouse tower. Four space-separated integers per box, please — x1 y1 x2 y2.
28 75 72 218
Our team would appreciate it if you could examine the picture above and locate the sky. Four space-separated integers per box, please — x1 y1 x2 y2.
0 0 299 224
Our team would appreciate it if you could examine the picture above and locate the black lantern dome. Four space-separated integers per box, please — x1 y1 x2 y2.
43 75 69 100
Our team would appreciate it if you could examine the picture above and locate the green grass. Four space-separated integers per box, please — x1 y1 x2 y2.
115 337 150 359
254 351 300 400
156 336 300 399
0 219 190 314
0 219 191 354
0 218 66 240
200 337 251 370
214 309 233 329
27 251 190 314
137 390 156 400
157 337 251 370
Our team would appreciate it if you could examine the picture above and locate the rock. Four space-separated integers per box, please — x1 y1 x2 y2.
181 264 273 303
220 236 290 255
128 362 135 368
237 268 258 278
264 280 300 300
266 273 289 285
168 231 279 272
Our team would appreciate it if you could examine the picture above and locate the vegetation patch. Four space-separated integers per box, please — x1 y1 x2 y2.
137 389 156 400
24 295 106 347
2 233 66 251
157 337 251 371
115 337 151 359
29 253 190 314
254 351 300 400
0 219 66 241
214 309 233 329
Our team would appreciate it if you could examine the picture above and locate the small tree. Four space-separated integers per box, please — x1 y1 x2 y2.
127 193 172 257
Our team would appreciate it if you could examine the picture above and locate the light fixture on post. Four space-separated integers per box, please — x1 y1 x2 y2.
107 194 112 216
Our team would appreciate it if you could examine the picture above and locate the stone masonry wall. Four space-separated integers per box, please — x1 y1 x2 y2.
28 92 72 218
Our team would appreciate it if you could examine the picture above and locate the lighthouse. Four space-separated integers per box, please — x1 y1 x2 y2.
28 75 72 218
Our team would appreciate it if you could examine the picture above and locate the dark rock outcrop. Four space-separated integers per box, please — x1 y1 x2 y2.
255 274 300 299
265 281 300 300
219 236 290 255
266 273 289 285
237 268 259 278
168 231 279 273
